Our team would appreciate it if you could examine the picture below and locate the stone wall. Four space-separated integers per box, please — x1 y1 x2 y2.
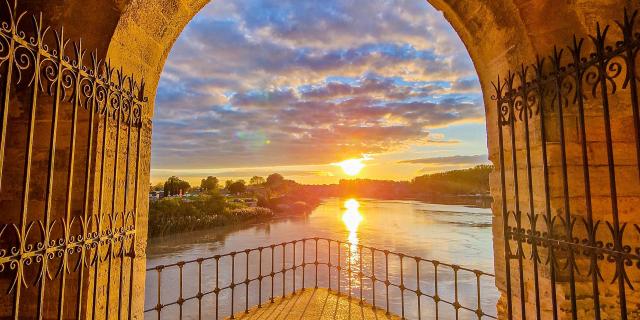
1 0 638 319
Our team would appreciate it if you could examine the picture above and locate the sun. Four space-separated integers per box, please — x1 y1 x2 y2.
337 158 365 176
344 198 360 210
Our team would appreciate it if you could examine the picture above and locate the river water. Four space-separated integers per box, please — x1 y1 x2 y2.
145 198 498 319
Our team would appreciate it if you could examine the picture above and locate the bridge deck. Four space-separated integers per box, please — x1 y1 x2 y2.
231 288 400 320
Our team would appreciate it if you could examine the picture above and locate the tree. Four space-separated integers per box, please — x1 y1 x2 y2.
151 182 164 192
228 180 247 195
265 173 296 198
249 176 265 185
163 176 191 196
200 176 219 191
225 180 233 190
266 173 284 186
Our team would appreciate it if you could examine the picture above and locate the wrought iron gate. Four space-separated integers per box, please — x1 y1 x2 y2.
0 2 148 319
493 8 640 320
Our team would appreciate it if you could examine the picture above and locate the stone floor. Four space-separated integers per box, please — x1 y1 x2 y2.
231 288 400 320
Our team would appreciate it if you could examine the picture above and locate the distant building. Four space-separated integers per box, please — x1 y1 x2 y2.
149 190 164 201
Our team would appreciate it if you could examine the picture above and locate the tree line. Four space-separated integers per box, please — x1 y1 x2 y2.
153 165 493 198
152 173 287 196
152 165 492 200
411 164 492 195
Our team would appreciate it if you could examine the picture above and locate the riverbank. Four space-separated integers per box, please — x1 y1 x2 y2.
148 194 274 237
147 192 490 238
148 193 322 238
148 166 492 237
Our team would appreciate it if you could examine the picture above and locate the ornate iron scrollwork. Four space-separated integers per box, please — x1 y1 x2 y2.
0 1 149 319
493 7 640 320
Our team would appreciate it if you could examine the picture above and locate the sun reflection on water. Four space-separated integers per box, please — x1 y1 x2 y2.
342 199 363 246
341 199 363 290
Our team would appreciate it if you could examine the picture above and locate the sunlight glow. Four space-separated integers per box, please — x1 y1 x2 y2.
337 159 365 176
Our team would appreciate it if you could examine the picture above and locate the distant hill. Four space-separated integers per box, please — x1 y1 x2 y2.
296 165 493 199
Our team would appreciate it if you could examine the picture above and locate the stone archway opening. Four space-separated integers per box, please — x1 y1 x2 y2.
149 0 489 192
120 2 639 319
144 0 494 318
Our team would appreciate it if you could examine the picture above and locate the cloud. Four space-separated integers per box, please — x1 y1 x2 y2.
151 0 483 171
300 74 445 101
230 89 297 107
399 154 489 165
451 77 481 92
152 168 326 178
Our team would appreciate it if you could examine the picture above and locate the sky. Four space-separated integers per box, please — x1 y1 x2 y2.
151 0 490 185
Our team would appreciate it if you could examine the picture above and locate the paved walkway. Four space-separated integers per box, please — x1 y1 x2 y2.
231 288 400 320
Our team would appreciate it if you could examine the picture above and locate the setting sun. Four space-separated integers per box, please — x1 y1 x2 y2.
337 159 365 176
344 198 360 210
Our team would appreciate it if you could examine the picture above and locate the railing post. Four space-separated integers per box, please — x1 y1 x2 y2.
281 244 286 297
314 238 319 289
155 266 163 320
301 240 305 291
371 248 376 309
337 241 341 295
258 247 263 307
385 250 389 315
215 256 220 320
400 254 405 319
245 249 250 314
415 257 421 320
270 245 275 302
433 261 439 318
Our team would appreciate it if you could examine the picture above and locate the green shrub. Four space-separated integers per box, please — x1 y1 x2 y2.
148 195 273 237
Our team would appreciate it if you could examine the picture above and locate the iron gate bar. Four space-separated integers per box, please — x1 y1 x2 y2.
506 70 528 320
144 237 497 320
493 76 513 320
533 55 560 320
569 35 601 320
493 6 640 320
58 32 80 320
517 63 541 320
129 91 144 320
593 22 628 319
551 46 579 320
77 51 99 320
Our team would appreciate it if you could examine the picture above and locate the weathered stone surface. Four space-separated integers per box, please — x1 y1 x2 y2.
233 288 401 320
2 1 639 319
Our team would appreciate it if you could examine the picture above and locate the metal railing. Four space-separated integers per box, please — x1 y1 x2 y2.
144 237 497 320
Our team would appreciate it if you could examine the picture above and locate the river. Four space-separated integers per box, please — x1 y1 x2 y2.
145 197 498 319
